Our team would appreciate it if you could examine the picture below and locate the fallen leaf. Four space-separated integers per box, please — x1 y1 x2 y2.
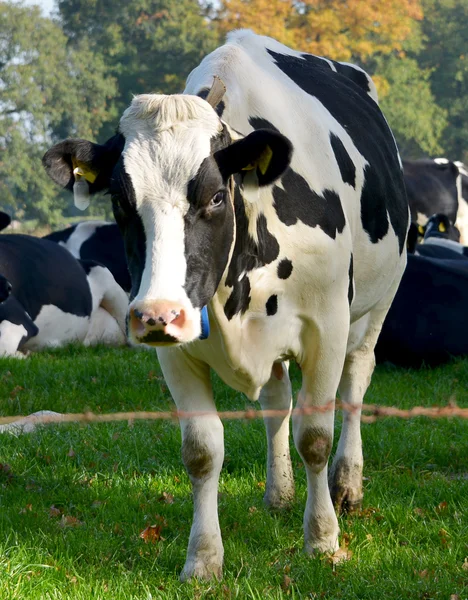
248 506 258 514
10 385 24 398
139 524 163 544
436 501 448 512
418 569 428 578
256 481 265 489
281 574 291 591
366 534 373 541
67 448 76 458
158 492 174 504
328 547 353 565
450 595 460 600
19 503 33 514
413 507 425 517
112 432 120 441
0 463 14 485
59 515 83 528
50 505 62 518
462 558 468 571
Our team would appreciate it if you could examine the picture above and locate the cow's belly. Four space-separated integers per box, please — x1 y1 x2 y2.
24 304 90 350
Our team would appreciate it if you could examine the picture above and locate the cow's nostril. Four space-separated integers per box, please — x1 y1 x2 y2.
147 317 156 326
158 316 167 325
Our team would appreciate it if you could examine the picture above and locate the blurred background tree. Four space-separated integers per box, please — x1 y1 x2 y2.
0 0 467 224
0 2 116 224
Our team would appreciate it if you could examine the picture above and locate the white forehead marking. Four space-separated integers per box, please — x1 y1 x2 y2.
119 94 222 210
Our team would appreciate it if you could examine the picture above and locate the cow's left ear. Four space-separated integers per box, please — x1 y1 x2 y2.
214 129 293 186
42 134 125 195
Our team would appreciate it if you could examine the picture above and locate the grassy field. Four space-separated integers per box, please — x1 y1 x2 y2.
0 346 467 599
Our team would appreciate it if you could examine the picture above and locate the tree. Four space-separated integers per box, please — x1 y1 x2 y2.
58 0 219 138
215 0 423 62
0 2 116 223
373 54 447 158
418 0 468 161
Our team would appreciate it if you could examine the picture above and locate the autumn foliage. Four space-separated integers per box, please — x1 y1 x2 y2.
216 0 423 62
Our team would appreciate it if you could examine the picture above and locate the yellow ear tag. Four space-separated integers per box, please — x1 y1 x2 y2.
439 222 447 233
418 225 425 235
71 158 98 184
257 145 273 176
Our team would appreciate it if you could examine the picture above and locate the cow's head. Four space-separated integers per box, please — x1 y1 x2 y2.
43 82 292 346
422 213 461 242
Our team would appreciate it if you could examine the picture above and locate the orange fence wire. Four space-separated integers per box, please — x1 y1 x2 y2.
1 400 467 428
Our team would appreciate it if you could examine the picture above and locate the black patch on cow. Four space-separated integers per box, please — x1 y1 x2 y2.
0 294 39 349
266 294 278 316
267 49 408 253
184 153 235 309
348 254 354 305
277 258 293 280
110 156 147 301
248 116 280 133
300 54 372 97
0 274 12 303
330 133 356 188
0 211 12 232
44 223 77 245
0 234 92 322
224 274 251 320
197 87 225 117
272 169 346 239
223 184 281 319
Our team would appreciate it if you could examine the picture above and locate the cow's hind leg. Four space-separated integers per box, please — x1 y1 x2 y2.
157 347 224 581
259 361 295 509
329 278 403 513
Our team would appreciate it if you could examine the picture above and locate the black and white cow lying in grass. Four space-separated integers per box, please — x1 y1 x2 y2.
44 30 409 581
0 212 128 357
44 221 131 292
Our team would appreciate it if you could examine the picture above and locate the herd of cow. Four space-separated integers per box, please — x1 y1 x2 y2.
2 158 468 366
1 30 467 581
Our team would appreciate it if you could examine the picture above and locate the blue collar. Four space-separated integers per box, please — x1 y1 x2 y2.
199 305 210 340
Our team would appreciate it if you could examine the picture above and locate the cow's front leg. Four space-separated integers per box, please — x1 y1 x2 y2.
293 314 349 554
259 361 294 509
157 348 224 581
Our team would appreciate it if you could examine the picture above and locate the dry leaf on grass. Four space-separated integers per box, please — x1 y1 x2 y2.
19 503 33 514
139 524 164 544
59 515 83 528
462 558 468 571
49 505 62 518
328 547 353 566
158 492 174 504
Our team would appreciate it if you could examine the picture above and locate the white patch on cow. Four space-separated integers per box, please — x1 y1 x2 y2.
120 95 222 337
84 307 126 346
62 221 109 258
0 321 28 357
24 305 90 351
85 264 127 336
455 161 468 179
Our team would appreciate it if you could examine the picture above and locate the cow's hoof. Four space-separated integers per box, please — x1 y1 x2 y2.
329 458 363 514
179 561 223 582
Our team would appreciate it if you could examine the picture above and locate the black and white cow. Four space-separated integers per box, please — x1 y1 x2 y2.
44 221 131 292
403 158 465 240
0 218 128 357
376 253 468 367
43 30 408 580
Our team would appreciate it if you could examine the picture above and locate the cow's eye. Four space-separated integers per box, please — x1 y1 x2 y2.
209 191 225 208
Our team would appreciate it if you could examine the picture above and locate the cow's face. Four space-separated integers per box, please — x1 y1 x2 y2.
43 93 292 346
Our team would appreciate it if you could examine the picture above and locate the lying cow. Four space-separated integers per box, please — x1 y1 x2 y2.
376 253 468 366
43 30 408 580
403 158 463 239
0 214 128 357
44 221 131 292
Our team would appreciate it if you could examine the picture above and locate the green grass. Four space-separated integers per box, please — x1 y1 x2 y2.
1 346 467 599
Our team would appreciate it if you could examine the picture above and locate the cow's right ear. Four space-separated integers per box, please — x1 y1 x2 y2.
42 134 125 195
